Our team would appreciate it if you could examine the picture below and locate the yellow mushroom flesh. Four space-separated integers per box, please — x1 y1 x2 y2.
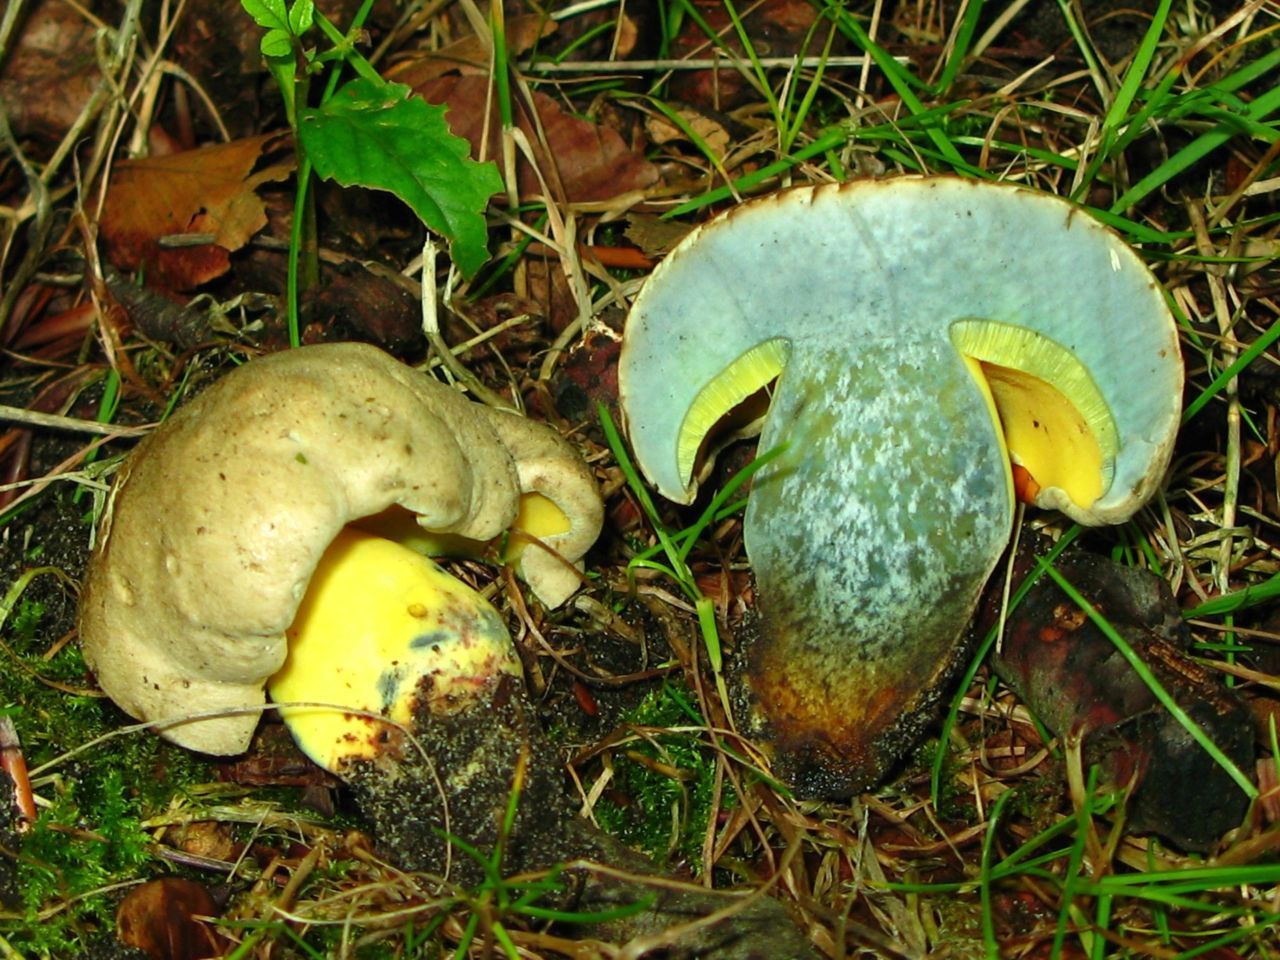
268 528 520 774
951 320 1117 511
355 493 572 566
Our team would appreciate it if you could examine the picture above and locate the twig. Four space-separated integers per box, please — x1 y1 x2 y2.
0 404 150 437
520 55 888 72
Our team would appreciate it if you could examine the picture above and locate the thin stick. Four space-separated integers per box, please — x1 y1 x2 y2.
0 405 150 437
520 55 888 72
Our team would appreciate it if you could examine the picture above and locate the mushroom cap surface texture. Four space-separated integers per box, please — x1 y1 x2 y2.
79 342 602 756
618 176 1183 797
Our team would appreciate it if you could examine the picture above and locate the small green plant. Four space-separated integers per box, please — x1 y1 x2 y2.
885 771 1280 958
432 754 654 958
218 755 653 959
239 0 504 346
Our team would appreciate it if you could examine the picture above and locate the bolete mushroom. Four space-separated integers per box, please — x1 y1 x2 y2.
618 176 1183 797
78 344 825 957
78 342 603 757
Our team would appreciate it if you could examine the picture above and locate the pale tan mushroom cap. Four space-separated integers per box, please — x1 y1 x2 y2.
79 343 601 755
475 408 603 607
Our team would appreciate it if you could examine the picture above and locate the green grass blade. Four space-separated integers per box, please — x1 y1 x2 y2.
933 0 984 96
819 0 965 167
1104 0 1173 132
1183 570 1280 618
1112 70 1280 213
1182 313 1280 423
979 786 1013 954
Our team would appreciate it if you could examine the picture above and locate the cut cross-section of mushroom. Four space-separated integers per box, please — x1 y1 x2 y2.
618 176 1183 797
78 342 602 757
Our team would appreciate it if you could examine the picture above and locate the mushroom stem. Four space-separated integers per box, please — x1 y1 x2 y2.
741 339 1010 793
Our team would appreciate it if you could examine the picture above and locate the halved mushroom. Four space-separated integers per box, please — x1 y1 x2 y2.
78 342 602 757
618 176 1183 797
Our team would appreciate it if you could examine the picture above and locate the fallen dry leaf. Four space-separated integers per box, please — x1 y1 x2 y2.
645 107 731 161
990 546 1255 853
116 877 227 960
0 0 101 141
624 214 694 259
416 75 659 204
101 134 294 291
668 0 824 109
385 13 556 88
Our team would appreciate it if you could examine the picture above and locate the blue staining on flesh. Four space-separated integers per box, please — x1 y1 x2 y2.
376 667 403 712
480 608 504 637
411 630 455 650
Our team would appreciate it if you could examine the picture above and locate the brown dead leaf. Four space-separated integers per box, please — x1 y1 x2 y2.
385 13 556 88
624 215 694 258
645 107 731 161
669 0 824 109
989 544 1255 853
0 0 101 141
102 134 294 291
116 878 227 960
415 75 658 204
165 821 237 863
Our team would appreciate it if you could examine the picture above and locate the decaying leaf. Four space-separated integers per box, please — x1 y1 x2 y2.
116 877 226 960
991 547 1255 852
667 0 825 109
624 214 695 259
102 134 294 291
645 106 732 161
385 13 557 88
0 0 102 141
416 74 659 204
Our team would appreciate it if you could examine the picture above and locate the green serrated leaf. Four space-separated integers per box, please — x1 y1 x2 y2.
288 0 314 34
241 0 289 32
259 28 293 59
299 77 503 277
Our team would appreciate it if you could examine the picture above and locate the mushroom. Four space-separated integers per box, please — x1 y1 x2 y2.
78 342 602 757
76 344 826 957
618 176 1183 797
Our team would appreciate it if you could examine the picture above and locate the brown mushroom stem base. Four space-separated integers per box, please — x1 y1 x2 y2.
344 675 819 959
735 611 975 799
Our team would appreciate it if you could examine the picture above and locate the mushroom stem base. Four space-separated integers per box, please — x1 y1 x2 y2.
345 675 819 957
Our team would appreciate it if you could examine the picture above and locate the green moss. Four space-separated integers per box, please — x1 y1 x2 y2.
592 682 728 870
10 596 46 642
0 563 214 952
10 770 152 955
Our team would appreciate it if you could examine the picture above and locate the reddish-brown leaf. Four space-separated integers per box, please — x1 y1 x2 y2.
415 75 659 204
385 14 557 88
990 545 1255 852
0 0 101 141
116 878 227 960
101 134 294 290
